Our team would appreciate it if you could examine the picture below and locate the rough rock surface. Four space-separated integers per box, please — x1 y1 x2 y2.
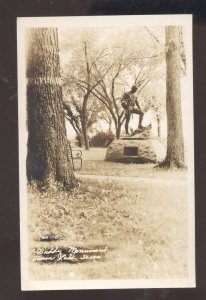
105 132 166 163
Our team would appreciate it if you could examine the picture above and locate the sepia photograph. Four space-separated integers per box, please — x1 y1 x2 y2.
17 15 195 290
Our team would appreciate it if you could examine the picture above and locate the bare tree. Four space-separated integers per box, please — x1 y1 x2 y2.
26 28 77 189
98 103 114 132
91 51 161 138
64 94 103 146
61 28 166 140
62 40 112 149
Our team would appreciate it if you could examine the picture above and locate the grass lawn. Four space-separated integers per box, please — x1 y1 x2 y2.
28 147 188 280
75 147 187 181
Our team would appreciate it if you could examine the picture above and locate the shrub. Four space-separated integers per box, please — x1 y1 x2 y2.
90 131 115 148
75 133 84 147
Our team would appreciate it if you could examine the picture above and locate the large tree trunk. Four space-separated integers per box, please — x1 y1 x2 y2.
160 26 185 168
26 28 77 188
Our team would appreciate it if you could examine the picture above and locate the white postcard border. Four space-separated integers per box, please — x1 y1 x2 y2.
17 14 195 290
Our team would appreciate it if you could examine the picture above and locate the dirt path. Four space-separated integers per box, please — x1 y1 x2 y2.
76 173 187 186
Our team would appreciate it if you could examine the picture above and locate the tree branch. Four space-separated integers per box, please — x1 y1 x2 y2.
144 27 161 45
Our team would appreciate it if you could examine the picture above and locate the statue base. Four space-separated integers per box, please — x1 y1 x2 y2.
105 131 166 163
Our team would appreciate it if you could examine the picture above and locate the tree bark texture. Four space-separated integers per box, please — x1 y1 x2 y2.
26 28 77 188
115 123 122 139
161 26 185 168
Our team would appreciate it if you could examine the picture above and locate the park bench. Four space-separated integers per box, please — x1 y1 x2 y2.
68 141 82 171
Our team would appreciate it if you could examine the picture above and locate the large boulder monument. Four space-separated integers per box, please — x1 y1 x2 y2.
105 129 166 164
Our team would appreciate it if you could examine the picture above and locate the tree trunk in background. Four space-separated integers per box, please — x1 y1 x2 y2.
76 133 84 147
160 26 185 168
108 120 112 132
115 123 122 139
26 28 77 188
81 95 90 150
156 115 161 138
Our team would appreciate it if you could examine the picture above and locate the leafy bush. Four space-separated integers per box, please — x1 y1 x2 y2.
75 134 84 147
90 131 115 148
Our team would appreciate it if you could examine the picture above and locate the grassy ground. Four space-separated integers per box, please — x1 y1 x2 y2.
75 147 187 180
28 147 188 280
